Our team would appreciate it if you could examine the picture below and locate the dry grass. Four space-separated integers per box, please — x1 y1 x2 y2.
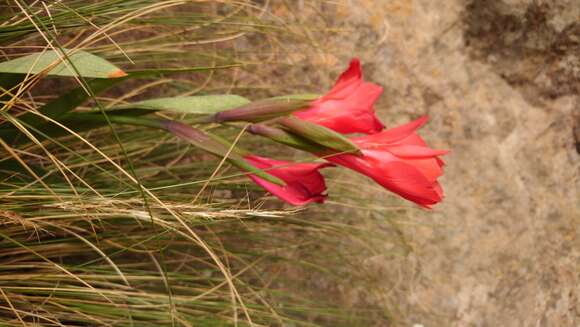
0 1 409 325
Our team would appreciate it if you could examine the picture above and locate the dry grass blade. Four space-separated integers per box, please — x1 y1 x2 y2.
0 1 399 326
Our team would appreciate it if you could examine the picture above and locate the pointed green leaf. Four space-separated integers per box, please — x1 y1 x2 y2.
114 95 251 114
0 65 240 143
0 49 126 78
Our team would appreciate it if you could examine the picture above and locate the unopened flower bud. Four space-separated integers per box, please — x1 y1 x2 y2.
277 116 362 156
211 98 311 123
249 123 324 152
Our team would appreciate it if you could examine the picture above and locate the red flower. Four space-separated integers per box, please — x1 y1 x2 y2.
325 116 448 208
293 58 384 134
244 155 333 206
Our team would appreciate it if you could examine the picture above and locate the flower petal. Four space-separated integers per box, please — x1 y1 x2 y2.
386 145 449 158
400 157 444 182
353 116 429 145
372 161 443 207
293 59 385 135
295 82 384 134
244 155 332 206
323 58 363 100
247 175 326 205
326 146 445 207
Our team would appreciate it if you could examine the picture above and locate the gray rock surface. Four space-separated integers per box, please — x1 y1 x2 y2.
312 0 580 326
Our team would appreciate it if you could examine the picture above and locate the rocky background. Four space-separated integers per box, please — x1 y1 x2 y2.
298 0 580 326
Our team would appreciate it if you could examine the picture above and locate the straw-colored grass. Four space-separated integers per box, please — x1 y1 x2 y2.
0 1 404 325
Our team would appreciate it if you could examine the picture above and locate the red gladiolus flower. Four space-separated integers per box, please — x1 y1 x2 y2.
293 58 384 134
325 116 448 208
244 155 333 206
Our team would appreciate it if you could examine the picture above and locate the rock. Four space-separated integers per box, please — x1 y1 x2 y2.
301 0 580 325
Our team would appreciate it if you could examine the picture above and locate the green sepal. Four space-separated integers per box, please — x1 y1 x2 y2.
248 123 325 153
277 116 362 156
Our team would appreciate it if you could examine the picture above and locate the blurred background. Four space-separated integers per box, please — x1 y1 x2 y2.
339 1 580 325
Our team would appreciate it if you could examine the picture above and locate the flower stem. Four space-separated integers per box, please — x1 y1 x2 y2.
70 113 167 130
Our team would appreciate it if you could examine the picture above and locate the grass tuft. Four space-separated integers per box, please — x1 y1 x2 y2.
0 1 405 325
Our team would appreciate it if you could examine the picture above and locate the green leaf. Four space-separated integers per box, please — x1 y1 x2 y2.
14 65 239 128
0 49 126 79
0 77 126 144
0 65 239 143
114 95 251 114
10 77 125 129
